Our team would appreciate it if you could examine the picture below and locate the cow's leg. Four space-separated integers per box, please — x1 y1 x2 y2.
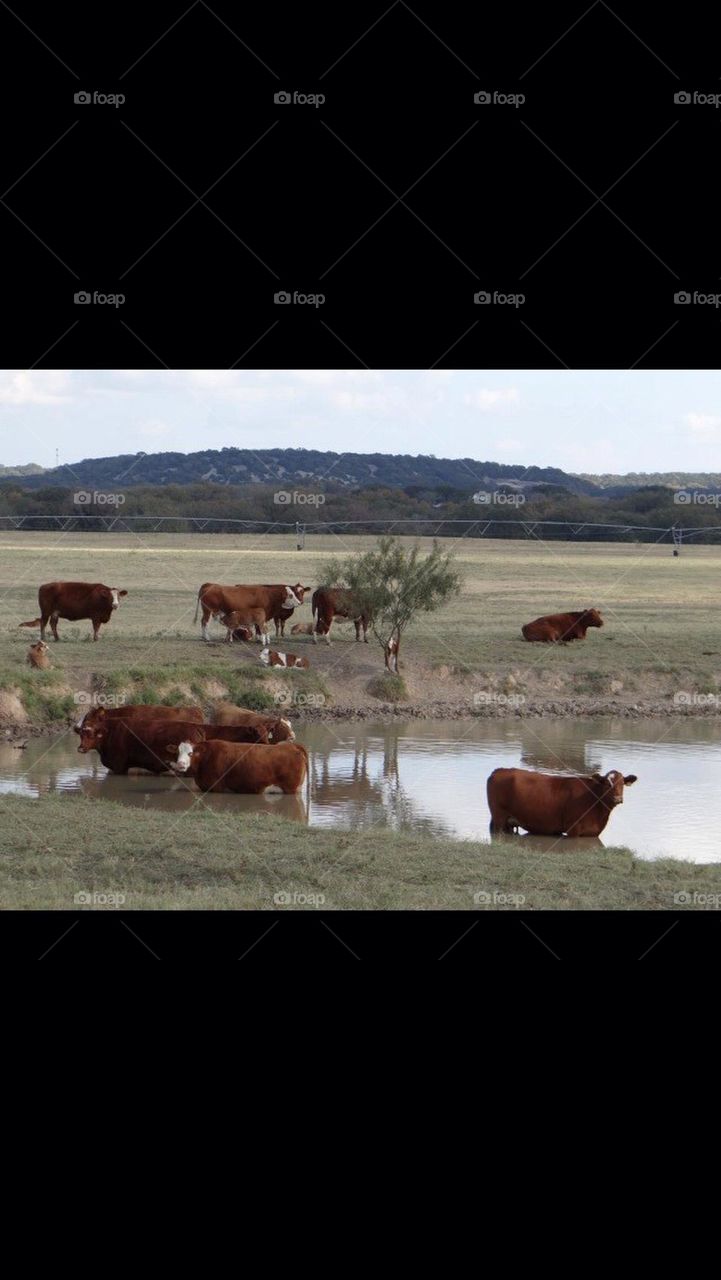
40 613 50 642
92 620 102 641
311 629 318 645
354 619 361 642
50 612 60 642
363 619 369 643
201 607 212 643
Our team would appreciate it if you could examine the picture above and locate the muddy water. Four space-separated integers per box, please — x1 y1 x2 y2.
1 717 720 861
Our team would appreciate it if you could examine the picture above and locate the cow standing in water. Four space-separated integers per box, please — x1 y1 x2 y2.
20 582 128 642
487 767 637 837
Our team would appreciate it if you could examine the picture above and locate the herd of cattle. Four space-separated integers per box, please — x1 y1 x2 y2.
18 581 636 835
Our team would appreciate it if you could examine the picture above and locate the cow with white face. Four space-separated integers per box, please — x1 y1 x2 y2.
194 583 309 643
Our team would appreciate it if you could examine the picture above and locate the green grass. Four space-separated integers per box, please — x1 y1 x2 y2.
366 672 409 702
0 792 719 910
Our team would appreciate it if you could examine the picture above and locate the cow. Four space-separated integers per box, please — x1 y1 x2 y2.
521 608 604 643
78 715 270 774
168 738 308 794
211 702 295 742
311 587 370 645
384 632 399 673
487 767 637 837
290 623 314 637
266 585 311 638
260 648 309 669
74 703 204 735
194 583 310 643
20 582 128 642
216 609 269 645
27 640 51 669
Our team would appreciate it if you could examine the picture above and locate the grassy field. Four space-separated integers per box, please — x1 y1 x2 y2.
1 530 720 717
2 792 721 910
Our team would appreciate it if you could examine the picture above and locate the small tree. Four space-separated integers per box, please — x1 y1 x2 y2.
319 536 462 669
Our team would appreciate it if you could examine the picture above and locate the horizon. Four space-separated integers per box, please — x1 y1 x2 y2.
2 369 721 474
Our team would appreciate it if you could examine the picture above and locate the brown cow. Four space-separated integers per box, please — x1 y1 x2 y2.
260 648 309 669
194 583 310 643
27 640 51 669
216 609 268 645
211 703 295 742
20 582 128 642
74 703 204 735
311 587 370 645
264 586 311 638
168 738 308 794
487 767 637 837
78 715 269 774
521 608 604 643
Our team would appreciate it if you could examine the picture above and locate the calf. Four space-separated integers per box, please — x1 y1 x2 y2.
211 703 295 742
260 648 309 669
78 716 270 774
20 581 128 642
521 608 604 643
27 640 51 669
216 609 268 645
290 623 314 637
169 738 309 794
487 767 637 837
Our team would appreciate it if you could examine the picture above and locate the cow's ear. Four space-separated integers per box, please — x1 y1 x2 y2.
164 743 178 755
118 589 128 597
590 773 605 785
96 707 106 719
623 774 638 785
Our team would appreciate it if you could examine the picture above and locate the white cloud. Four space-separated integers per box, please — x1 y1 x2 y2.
684 412 721 438
463 388 520 410
0 371 73 404
138 418 171 437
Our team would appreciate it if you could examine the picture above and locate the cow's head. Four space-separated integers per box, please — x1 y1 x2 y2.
99 587 128 610
267 717 295 743
78 710 107 754
166 740 197 774
591 769 637 806
283 585 304 609
583 608 603 628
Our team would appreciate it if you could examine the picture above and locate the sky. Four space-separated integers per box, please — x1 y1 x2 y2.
1 369 721 476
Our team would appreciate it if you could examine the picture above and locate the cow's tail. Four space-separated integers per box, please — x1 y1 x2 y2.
19 617 42 629
311 589 319 620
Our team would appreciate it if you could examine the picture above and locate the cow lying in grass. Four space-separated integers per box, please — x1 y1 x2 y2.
168 738 309 794
260 648 309 669
27 641 51 669
487 767 637 837
521 608 604 643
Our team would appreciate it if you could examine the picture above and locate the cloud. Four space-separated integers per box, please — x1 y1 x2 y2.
138 419 171 437
684 412 721 439
463 388 520 410
0 371 73 404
